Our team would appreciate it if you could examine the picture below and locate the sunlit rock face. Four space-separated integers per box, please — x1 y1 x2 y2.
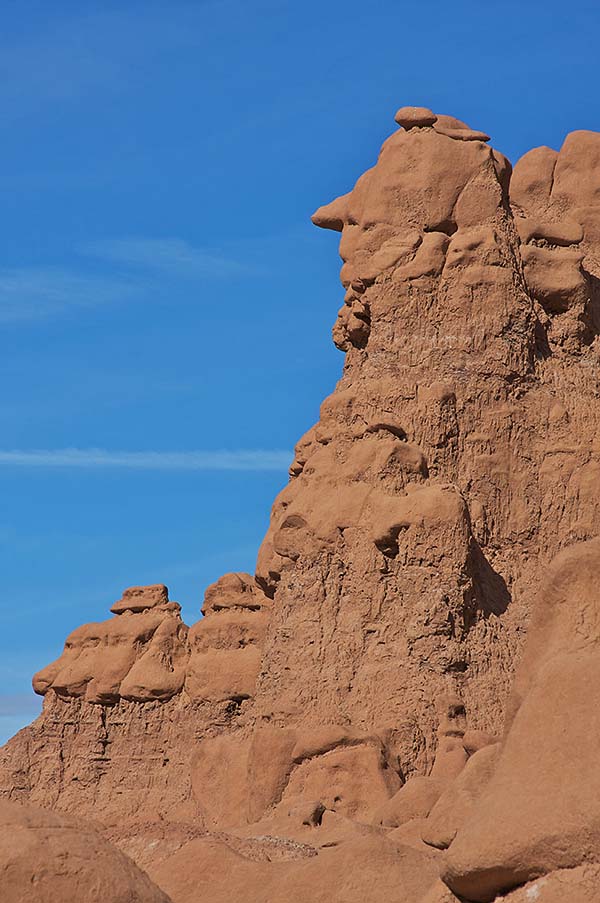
3 104 600 903
0 799 171 903
32 584 187 704
32 577 271 708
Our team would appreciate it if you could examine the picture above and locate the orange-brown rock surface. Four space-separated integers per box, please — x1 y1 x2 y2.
0 799 171 903
3 104 600 901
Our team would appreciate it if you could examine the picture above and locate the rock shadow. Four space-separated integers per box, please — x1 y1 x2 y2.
469 541 511 617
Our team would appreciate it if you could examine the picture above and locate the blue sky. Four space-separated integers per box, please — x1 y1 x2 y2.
1 0 599 743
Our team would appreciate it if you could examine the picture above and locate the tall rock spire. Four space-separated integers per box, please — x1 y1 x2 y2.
3 106 600 903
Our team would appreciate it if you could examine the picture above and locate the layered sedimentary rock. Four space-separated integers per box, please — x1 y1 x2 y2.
3 104 600 902
0 580 270 825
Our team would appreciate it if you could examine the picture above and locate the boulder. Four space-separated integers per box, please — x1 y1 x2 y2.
394 106 438 129
0 799 171 903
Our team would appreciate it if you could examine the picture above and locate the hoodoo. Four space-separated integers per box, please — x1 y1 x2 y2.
3 106 600 902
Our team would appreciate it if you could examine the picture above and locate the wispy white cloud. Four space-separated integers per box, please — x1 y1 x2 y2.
0 448 291 471
83 237 256 279
0 236 256 324
0 267 140 323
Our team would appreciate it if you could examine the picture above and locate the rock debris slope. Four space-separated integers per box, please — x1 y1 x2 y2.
2 105 600 902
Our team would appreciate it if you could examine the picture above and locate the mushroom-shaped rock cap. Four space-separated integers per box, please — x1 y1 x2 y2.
394 106 437 129
202 571 267 615
111 583 169 614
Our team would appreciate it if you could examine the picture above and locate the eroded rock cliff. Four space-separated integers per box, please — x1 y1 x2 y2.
3 104 600 903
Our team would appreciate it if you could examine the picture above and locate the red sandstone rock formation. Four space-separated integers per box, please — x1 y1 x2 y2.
3 104 600 902
0 799 170 903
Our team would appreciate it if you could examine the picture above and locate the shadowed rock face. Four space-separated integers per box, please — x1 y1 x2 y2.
441 538 600 902
3 105 600 903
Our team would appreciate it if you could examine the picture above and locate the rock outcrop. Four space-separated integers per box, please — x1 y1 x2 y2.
0 579 270 825
0 799 171 903
441 538 600 901
3 104 600 902
32 584 187 704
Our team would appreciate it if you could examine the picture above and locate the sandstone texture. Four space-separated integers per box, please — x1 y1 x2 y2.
3 105 600 901
0 799 170 903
